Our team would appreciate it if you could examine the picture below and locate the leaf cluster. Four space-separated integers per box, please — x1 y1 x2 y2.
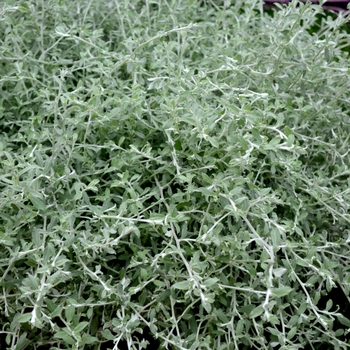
0 0 350 349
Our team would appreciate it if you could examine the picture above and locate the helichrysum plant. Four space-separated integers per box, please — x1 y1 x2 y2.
0 0 350 349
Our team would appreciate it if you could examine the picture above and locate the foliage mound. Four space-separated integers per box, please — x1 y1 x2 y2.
1 0 350 349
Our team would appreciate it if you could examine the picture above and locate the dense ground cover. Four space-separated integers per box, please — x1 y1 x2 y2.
1 0 350 349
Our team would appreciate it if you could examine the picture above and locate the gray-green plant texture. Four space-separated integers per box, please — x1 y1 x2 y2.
1 0 350 349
